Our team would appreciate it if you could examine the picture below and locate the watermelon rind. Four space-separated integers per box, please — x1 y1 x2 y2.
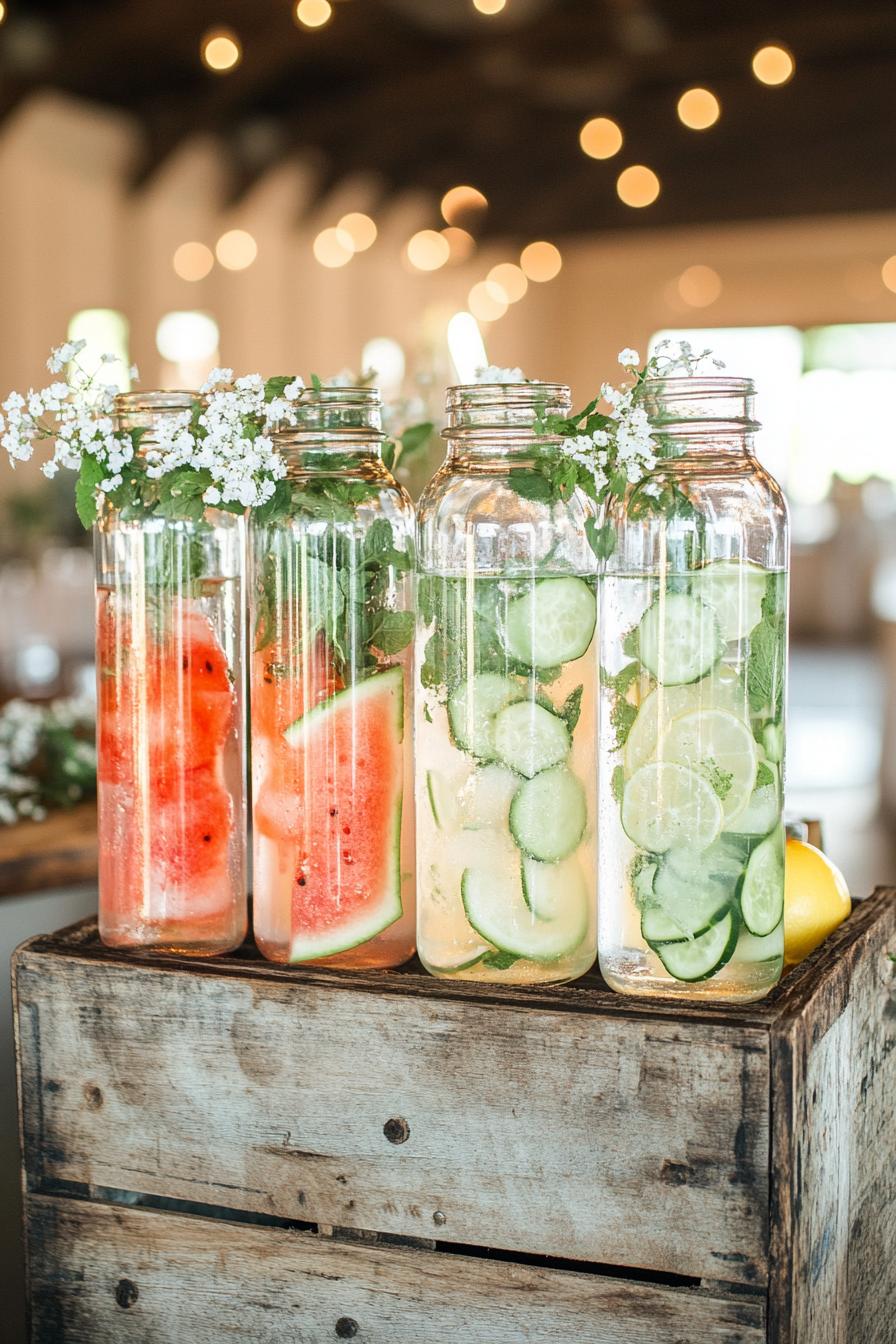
283 664 405 961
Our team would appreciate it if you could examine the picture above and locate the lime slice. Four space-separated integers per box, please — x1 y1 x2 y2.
690 560 767 642
622 761 723 854
623 670 749 777
660 708 758 826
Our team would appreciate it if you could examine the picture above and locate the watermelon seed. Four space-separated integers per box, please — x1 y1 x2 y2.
297 876 306 887
329 807 337 816
343 826 351 835
182 656 189 670
204 659 214 673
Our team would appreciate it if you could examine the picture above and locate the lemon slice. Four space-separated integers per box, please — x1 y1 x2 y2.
690 560 768 642
621 761 723 854
660 707 758 826
623 670 749 777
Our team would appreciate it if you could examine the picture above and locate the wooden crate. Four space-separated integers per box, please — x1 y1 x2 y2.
13 887 896 1344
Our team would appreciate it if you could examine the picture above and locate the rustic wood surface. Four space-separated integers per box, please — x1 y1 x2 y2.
768 886 896 1344
14 948 770 1284
0 804 97 899
25 1194 767 1344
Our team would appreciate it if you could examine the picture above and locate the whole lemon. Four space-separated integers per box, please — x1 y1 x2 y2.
783 837 851 965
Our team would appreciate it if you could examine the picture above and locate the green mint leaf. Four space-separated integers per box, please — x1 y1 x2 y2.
253 479 293 527
369 609 414 655
611 763 625 804
399 421 434 459
264 375 294 403
481 950 520 970
611 695 638 750
704 757 734 801
310 373 322 392
561 685 584 732
600 662 640 695
508 467 555 503
621 625 640 659
755 761 775 789
382 439 396 472
586 517 616 560
423 702 433 723
75 452 105 528
747 575 786 718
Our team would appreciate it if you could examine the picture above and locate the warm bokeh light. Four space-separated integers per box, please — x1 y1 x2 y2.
468 280 508 323
440 185 488 226
361 337 406 394
313 227 355 268
519 240 562 282
442 226 476 263
488 262 528 304
677 264 723 307
579 116 623 160
677 87 720 130
156 311 220 363
201 29 242 73
473 0 506 13
406 229 450 272
447 311 489 383
173 241 214 282
338 212 377 252
882 256 896 295
752 44 795 86
616 164 661 208
295 0 333 28
215 229 258 271
0 4 6 26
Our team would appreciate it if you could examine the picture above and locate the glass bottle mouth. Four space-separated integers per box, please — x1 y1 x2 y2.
445 382 571 434
280 385 384 436
641 375 760 431
113 390 196 432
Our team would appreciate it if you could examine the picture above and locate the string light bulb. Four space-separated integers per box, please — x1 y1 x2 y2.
579 116 623 160
473 0 506 13
295 0 333 28
468 281 508 322
313 227 355 268
338 213 377 252
616 165 661 208
406 230 450 272
488 262 528 303
752 44 795 86
441 226 476 263
440 185 488 226
215 230 258 271
881 256 896 295
677 88 720 130
201 28 242 73
173 242 214 282
0 5 7 26
677 264 722 307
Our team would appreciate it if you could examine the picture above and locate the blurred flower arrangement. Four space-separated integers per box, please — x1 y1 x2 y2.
0 697 96 826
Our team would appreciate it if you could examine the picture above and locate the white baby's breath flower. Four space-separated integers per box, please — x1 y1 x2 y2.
617 348 640 367
474 365 526 384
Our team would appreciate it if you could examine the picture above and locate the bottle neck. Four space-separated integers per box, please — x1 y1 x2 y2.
113 390 196 439
643 375 759 459
443 380 570 468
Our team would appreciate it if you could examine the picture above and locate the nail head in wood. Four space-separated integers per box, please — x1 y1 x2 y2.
383 1116 409 1145
335 1317 358 1337
115 1279 138 1309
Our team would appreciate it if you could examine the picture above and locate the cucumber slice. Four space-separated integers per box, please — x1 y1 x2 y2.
651 865 734 940
509 766 587 862
735 923 784 963
636 592 725 685
727 782 778 839
493 700 570 779
460 764 520 830
654 908 740 982
621 762 723 854
690 560 768 642
666 840 745 886
502 576 596 668
462 859 587 962
762 722 785 764
448 673 523 760
426 769 463 832
622 667 750 778
521 853 589 927
738 828 785 936
631 856 658 906
641 906 690 945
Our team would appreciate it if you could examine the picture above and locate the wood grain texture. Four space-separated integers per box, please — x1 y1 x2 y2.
0 804 97 899
24 1194 767 1344
768 887 896 1343
13 950 770 1284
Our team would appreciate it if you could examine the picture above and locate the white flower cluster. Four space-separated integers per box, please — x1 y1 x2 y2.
561 379 656 492
650 338 725 376
474 364 526 384
0 340 136 489
0 696 96 825
139 369 305 509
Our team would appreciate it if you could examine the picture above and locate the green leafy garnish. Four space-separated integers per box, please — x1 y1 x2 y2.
481 950 520 970
704 757 734 801
755 761 775 789
560 685 584 733
747 575 786 720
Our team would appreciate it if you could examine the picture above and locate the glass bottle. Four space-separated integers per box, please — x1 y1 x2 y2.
95 392 246 953
598 376 788 1002
249 387 415 967
416 382 598 984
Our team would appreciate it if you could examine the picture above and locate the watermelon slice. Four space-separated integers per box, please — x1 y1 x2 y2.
254 665 405 961
152 764 233 886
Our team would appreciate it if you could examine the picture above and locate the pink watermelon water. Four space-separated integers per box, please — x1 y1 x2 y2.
253 665 404 961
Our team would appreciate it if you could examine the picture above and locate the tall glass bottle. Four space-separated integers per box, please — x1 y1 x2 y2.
416 382 598 984
95 392 246 953
598 377 788 1002
249 387 415 968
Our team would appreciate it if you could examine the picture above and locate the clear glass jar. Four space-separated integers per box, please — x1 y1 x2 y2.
95 392 247 953
416 382 598 984
249 387 415 967
598 377 788 1002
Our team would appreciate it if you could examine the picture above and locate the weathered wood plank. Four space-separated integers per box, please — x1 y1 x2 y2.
25 1193 767 1344
768 887 896 1343
13 950 770 1284
0 804 97 899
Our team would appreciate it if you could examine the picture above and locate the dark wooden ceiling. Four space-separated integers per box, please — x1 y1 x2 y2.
1 0 895 237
